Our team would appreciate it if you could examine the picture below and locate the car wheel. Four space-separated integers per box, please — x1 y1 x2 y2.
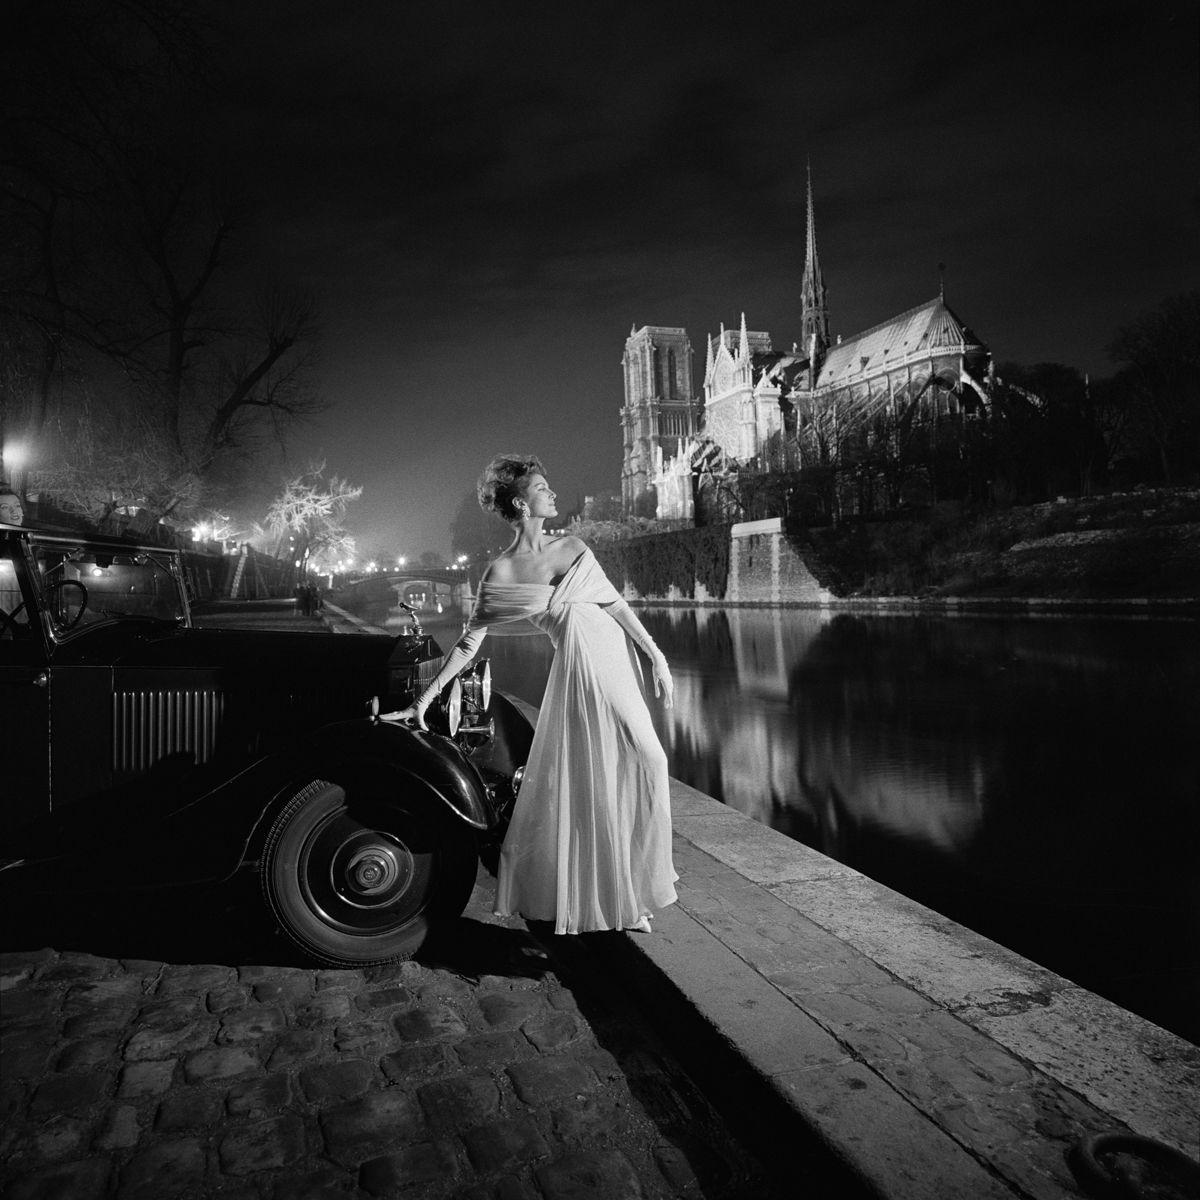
260 777 478 967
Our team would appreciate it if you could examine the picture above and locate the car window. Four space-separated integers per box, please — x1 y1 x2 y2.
32 545 186 633
0 552 31 636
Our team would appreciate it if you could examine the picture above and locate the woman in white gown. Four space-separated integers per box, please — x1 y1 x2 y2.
385 454 678 934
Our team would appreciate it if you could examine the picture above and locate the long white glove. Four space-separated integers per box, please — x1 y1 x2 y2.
380 626 487 728
605 599 673 708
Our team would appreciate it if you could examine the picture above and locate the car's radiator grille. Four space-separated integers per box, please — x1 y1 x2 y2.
417 656 444 689
113 689 225 773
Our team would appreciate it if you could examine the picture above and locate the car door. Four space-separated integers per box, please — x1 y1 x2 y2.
0 543 50 840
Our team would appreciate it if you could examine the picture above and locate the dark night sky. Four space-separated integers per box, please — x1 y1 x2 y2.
202 0 1197 560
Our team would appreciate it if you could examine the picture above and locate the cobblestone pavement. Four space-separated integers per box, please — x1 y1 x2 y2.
0 867 786 1200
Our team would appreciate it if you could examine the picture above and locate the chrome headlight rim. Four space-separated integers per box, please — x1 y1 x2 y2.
444 677 462 738
459 659 491 715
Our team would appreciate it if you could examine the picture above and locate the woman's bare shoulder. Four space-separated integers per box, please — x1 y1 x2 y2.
480 554 516 585
550 534 588 562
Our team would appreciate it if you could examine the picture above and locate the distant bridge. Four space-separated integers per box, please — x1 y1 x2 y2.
336 570 474 617
345 568 472 588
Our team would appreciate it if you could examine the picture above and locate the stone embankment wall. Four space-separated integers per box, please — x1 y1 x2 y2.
726 518 834 604
623 518 834 605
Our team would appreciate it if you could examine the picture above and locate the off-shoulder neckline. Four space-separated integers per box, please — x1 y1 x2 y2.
480 545 590 591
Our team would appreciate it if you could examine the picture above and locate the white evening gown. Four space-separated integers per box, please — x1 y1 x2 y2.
477 548 678 933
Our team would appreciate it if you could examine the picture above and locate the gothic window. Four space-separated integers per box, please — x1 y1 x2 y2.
653 348 661 398
666 349 676 398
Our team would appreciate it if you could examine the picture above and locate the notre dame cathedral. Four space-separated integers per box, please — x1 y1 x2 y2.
620 170 994 518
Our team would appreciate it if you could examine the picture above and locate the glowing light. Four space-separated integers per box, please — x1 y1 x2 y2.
2 442 28 473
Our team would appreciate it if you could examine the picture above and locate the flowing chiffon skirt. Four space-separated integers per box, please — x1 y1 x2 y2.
487 554 678 933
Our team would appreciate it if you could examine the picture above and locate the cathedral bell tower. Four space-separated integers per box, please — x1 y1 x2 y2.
799 164 829 384
620 326 694 513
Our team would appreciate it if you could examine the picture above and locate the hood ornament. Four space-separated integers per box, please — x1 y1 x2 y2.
397 601 423 637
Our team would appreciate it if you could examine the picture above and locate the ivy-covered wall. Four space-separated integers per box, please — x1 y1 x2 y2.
590 524 731 600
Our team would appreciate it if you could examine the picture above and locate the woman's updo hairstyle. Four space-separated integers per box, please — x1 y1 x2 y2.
477 454 546 522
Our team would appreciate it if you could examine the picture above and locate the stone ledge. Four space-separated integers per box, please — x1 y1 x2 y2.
617 780 1199 1199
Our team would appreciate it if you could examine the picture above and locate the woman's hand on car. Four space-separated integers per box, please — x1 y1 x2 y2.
379 703 428 730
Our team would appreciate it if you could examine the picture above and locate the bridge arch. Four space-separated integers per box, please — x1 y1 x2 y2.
339 570 474 623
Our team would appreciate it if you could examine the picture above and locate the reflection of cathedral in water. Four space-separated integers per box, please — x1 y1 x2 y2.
621 169 992 518
647 607 987 859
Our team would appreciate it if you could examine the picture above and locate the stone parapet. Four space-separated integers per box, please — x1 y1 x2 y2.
611 781 1199 1199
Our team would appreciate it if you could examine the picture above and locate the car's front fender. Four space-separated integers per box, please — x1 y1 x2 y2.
303 718 496 831
213 718 499 878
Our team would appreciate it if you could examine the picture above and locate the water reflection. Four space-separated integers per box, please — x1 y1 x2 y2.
639 607 1200 1044
656 610 991 861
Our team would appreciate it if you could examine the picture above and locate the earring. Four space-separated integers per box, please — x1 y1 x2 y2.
517 501 530 518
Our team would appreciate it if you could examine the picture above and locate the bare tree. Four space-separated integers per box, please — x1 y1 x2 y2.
1 1 203 485
266 464 362 577
34 396 196 524
0 0 321 520
1106 291 1200 484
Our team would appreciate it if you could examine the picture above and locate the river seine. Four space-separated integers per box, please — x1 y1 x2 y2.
429 605 1199 1045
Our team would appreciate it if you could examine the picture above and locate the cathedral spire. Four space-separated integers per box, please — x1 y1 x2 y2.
800 161 829 360
704 330 715 385
739 311 749 359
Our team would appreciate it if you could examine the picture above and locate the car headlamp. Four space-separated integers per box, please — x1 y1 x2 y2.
444 678 462 738
459 660 491 714
438 659 494 747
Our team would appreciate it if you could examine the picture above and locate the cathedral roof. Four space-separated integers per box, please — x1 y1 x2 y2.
751 351 805 389
813 297 985 389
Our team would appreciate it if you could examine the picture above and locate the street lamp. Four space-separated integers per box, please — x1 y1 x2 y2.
2 442 29 501
1 441 28 477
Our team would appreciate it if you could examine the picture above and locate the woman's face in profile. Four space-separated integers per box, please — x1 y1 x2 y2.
521 473 557 520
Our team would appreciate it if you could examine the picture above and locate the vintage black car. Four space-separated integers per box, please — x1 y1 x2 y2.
0 521 532 965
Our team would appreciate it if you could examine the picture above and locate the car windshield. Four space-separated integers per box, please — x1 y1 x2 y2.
31 543 187 634
0 552 31 633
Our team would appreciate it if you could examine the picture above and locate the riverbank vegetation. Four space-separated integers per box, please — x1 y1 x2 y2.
800 487 1200 599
